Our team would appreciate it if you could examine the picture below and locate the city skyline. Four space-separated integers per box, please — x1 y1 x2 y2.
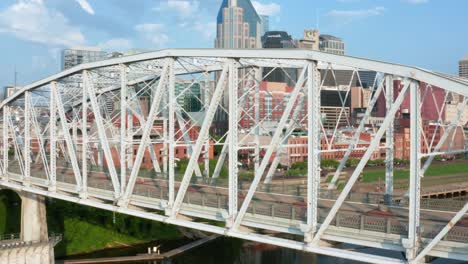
0 0 467 87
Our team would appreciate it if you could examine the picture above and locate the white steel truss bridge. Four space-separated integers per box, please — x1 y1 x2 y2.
0 49 467 264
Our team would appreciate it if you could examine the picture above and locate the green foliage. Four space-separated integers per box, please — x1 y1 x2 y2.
394 159 410 165
0 190 21 235
321 159 340 169
199 158 229 179
290 161 307 170
239 171 254 180
367 159 385 167
345 158 360 168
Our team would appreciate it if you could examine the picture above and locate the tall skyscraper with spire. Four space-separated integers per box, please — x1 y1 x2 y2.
215 0 261 49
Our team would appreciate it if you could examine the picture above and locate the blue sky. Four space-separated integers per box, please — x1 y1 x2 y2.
0 0 467 87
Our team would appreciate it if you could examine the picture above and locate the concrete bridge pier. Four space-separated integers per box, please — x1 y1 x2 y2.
0 191 55 263
21 192 49 242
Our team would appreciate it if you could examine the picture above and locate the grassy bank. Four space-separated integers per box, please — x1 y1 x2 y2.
56 218 144 256
0 190 181 258
362 162 468 183
47 199 181 257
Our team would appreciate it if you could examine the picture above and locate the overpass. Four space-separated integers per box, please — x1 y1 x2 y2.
0 49 467 264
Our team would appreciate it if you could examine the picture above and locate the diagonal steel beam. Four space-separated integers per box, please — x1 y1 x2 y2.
23 91 31 186
52 82 83 191
175 108 203 177
312 80 410 244
27 95 50 180
170 63 229 217
127 87 162 174
81 85 88 199
120 64 128 194
83 71 120 197
328 75 386 189
385 75 395 199
119 59 172 206
263 91 306 184
232 65 309 229
421 96 467 174
412 202 468 264
2 106 8 179
49 85 57 191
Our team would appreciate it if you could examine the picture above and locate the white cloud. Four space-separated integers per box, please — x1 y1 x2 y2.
252 1 281 16
327 6 385 24
193 22 216 40
98 38 132 52
402 0 429 4
152 0 214 41
75 0 95 15
154 0 200 18
0 0 85 47
135 23 169 48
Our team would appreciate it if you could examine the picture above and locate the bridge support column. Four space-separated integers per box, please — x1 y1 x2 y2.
306 61 320 241
19 192 54 264
20 192 48 242
405 80 421 262
385 75 394 204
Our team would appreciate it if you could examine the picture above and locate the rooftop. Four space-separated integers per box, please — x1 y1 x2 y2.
320 34 343 41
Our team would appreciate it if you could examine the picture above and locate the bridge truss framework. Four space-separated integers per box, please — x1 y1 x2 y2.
0 49 468 264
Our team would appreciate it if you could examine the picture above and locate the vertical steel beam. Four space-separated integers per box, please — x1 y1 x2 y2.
119 59 171 206
163 115 168 176
233 66 308 229
84 70 120 197
385 75 395 202
228 59 239 225
53 82 82 191
72 117 78 150
306 61 321 241
81 85 88 198
127 95 134 170
23 91 31 186
120 64 127 194
49 83 57 191
406 81 421 261
254 67 261 174
168 59 176 209
203 73 211 178
2 106 9 179
171 64 228 216
312 81 410 244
